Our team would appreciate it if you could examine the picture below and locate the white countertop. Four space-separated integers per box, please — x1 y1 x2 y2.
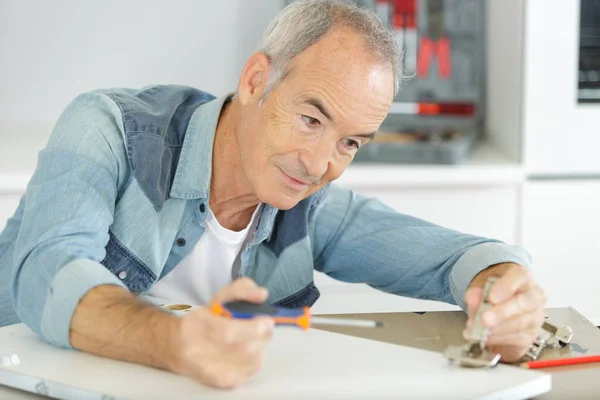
0 125 525 194
337 140 525 188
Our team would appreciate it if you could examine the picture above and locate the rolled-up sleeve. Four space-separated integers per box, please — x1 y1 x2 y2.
449 242 532 310
311 184 532 310
12 92 128 348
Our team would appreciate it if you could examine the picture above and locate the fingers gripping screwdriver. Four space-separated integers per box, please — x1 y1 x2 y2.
210 301 384 330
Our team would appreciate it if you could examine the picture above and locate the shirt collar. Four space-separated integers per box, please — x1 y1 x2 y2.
169 92 280 244
169 93 231 200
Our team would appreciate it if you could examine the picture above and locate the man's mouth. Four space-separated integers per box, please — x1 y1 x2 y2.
277 167 309 190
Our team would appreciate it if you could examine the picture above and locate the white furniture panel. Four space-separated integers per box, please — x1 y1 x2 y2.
0 323 551 400
522 180 600 325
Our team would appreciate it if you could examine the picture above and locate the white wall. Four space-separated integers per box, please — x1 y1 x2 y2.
0 0 283 127
484 0 524 163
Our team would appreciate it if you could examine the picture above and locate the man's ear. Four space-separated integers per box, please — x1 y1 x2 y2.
236 52 270 106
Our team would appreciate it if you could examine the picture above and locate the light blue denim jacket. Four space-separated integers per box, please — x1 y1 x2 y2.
0 85 531 349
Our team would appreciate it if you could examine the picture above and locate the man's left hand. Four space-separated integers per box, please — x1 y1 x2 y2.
463 263 547 362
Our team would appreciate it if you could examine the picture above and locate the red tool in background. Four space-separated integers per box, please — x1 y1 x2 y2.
391 0 418 74
389 101 475 116
417 0 452 79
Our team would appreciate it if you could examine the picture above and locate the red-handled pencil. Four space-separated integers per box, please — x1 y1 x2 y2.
521 355 600 369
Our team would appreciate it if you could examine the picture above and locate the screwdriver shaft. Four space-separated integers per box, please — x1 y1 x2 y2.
311 316 383 328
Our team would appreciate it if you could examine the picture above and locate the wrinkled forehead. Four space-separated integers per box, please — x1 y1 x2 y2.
282 65 393 130
279 27 394 120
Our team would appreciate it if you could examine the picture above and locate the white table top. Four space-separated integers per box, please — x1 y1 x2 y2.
0 322 549 400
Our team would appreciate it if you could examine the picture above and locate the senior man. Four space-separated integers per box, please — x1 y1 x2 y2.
0 0 545 389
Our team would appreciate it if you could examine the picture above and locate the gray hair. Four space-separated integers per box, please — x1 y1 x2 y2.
257 0 403 99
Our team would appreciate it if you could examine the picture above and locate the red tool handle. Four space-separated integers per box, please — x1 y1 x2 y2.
436 37 452 79
417 37 433 78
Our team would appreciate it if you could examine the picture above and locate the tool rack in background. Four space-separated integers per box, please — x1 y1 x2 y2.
286 0 486 164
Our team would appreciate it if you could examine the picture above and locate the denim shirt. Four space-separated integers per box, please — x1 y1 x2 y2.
0 85 532 349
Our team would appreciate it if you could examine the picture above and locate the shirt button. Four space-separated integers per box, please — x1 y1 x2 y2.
199 203 206 213
176 238 186 247
118 271 128 280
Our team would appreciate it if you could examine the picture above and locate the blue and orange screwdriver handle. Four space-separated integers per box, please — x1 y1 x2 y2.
210 301 383 330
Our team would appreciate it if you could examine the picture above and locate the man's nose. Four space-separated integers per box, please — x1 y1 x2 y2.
297 139 333 180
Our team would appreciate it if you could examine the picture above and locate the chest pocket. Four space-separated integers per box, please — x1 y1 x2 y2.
273 282 321 308
100 232 157 293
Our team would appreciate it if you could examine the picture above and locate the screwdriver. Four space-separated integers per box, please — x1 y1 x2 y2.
210 301 384 330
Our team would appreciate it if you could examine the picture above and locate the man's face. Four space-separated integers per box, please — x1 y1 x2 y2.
237 26 394 210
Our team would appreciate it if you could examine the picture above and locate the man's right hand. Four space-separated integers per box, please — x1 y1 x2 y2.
171 278 275 389
70 278 274 390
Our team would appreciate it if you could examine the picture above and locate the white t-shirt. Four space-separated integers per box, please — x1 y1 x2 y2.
149 206 259 305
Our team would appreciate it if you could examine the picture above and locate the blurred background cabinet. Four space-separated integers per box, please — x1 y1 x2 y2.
523 0 600 175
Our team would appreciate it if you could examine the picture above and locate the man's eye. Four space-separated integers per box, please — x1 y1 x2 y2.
301 115 320 129
343 138 360 150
